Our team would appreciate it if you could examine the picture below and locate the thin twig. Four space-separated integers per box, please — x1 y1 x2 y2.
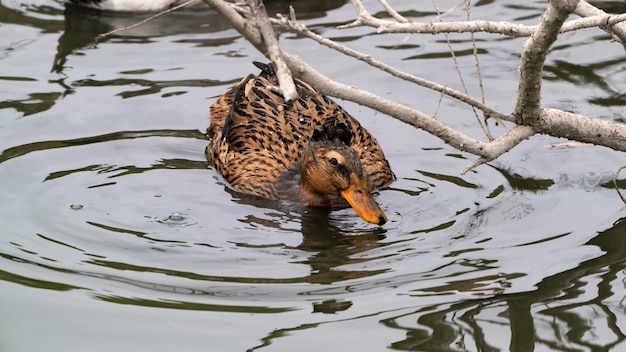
274 14 513 123
433 88 445 119
614 165 626 205
460 125 535 174
431 0 492 140
378 0 409 23
96 0 197 41
432 0 465 22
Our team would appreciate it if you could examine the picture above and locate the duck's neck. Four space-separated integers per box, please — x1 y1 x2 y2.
277 169 345 208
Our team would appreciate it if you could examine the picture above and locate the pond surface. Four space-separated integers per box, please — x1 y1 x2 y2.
2 0 626 351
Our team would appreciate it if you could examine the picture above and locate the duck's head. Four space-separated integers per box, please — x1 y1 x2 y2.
300 123 388 225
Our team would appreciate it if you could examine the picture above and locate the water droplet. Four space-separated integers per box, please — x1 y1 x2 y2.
70 204 83 210
168 213 184 221
156 212 197 227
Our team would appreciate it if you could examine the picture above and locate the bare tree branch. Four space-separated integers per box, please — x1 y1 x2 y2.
203 0 262 48
614 165 626 204
461 126 536 174
538 107 626 149
574 0 626 43
340 0 626 38
513 0 579 125
245 0 297 102
378 0 409 23
431 0 493 141
274 14 513 123
202 0 626 174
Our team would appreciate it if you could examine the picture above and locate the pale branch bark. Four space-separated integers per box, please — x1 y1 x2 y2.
274 13 513 123
203 0 262 48
284 53 496 155
202 0 626 174
203 0 510 158
377 0 409 23
461 126 536 174
538 107 626 149
245 0 297 102
286 53 538 172
513 0 578 125
574 0 626 44
342 0 626 37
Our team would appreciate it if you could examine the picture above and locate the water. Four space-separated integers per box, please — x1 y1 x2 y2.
1 0 626 351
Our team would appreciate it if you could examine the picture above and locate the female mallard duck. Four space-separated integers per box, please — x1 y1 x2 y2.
206 62 394 225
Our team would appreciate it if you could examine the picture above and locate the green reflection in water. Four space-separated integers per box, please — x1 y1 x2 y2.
490 165 554 190
85 258 307 285
72 77 235 99
0 129 207 164
0 251 83 291
418 170 479 189
93 294 295 313
0 91 63 117
44 158 208 182
86 221 147 237
0 269 81 291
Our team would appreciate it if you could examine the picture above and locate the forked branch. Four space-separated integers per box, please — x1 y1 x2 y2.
201 0 626 174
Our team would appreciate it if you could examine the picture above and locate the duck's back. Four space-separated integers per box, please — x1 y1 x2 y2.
206 62 393 199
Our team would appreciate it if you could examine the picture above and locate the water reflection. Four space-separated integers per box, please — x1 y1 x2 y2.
377 217 626 351
0 129 205 164
54 4 228 73
230 189 395 290
54 0 348 74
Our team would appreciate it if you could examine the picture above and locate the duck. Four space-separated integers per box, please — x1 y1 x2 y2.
68 0 196 12
206 62 395 225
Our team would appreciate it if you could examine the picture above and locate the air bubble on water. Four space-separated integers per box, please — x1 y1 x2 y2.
157 212 197 227
70 204 84 210
168 213 184 221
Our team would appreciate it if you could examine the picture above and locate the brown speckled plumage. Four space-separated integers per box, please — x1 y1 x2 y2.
206 62 394 224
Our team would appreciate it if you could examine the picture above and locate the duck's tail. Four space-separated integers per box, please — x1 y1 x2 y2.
253 61 276 77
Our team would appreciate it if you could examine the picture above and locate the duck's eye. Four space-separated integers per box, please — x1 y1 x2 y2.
329 157 338 166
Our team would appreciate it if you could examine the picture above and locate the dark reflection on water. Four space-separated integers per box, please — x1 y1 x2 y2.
228 191 395 287
45 157 208 181
592 1 626 13
0 266 80 292
94 294 295 313
0 251 84 291
54 4 232 73
54 0 348 73
72 77 239 98
0 90 62 117
378 217 626 351
490 165 555 191
0 129 205 164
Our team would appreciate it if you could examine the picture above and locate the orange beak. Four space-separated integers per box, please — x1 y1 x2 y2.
340 174 388 225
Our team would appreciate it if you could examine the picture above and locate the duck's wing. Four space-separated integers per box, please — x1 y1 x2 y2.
206 75 241 141
207 72 319 199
